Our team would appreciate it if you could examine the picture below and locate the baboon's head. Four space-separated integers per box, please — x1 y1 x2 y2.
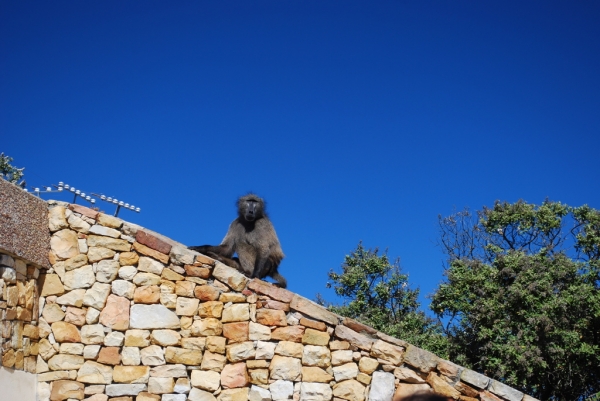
238 194 265 222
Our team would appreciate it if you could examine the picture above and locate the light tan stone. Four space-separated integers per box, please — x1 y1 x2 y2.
64 254 89 271
99 294 130 330
125 329 151 347
87 247 116 263
302 345 331 368
403 345 440 373
191 369 221 392
201 351 227 372
217 388 249 401
96 346 120 365
165 346 203 365
302 366 333 383
219 292 245 303
358 357 378 374
50 380 84 400
370 340 403 365
394 367 426 384
302 328 330 346
48 354 85 370
96 259 120 283
112 279 136 299
226 341 255 362
120 252 139 266
68 214 91 234
133 272 162 286
39 274 66 296
162 268 184 281
83 282 112 309
333 362 359 381
249 321 271 341
121 346 141 366
188 388 217 401
149 364 188 378
221 362 249 389
148 377 175 394
77 361 113 384
113 365 151 383
51 229 80 260
271 325 304 342
223 322 249 343
141 345 166 366
191 318 222 336
151 329 181 346
177 297 201 316
134 285 160 304
334 325 374 351
138 256 166 274
52 321 82 342
331 350 354 366
181 337 206 351
332 380 366 401
221 303 249 322
63 265 95 290
97 213 122 228
87 235 131 252
64 306 87 326
81 324 106 344
248 369 269 386
426 372 461 399
290 295 338 325
43 303 66 323
212 263 248 291
256 308 287 326
206 336 226 354
269 355 302 381
57 290 87 308
275 341 304 358
49 206 69 231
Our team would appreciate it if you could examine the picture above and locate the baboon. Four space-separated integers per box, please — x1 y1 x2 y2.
189 194 287 288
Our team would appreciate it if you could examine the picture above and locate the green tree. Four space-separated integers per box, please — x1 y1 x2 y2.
432 200 600 400
0 152 26 187
321 242 449 357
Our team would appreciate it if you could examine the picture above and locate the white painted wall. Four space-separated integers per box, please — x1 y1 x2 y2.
0 367 37 401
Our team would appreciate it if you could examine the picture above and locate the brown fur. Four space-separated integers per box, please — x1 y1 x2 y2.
189 194 287 288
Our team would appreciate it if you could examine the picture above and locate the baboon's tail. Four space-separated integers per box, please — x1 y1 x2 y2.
271 271 287 289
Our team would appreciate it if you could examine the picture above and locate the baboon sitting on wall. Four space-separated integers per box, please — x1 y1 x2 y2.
189 194 287 288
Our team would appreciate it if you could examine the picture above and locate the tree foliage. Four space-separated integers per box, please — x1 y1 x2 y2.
322 242 449 358
0 152 26 187
432 200 600 400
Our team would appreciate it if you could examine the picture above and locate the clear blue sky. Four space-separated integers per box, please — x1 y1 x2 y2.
2 1 600 311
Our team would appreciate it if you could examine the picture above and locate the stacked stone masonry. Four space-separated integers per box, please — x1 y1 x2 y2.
0 200 538 401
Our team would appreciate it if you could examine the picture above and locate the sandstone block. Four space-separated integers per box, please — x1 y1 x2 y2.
248 279 294 302
217 388 249 401
138 256 166 274
370 340 403 365
191 318 222 336
87 235 131 252
334 325 374 351
269 355 302 381
105 384 148 396
460 368 490 389
223 322 249 343
177 297 200 316
97 346 121 365
51 321 81 342
403 345 439 373
162 268 184 281
332 380 365 401
86 307 101 324
141 345 166 366
64 254 89 271
200 351 227 372
121 346 141 365
88 247 116 263
302 366 333 383
302 328 330 346
358 357 378 374
302 345 331 368
81 324 105 344
68 214 91 233
83 282 112 309
99 294 130 330
221 303 250 322
181 337 206 351
331 350 354 366
191 369 221 392
212 263 248 291
489 379 524 401
96 260 120 283
63 265 95 290
426 372 461 399
300 382 333 401
270 379 293 401
43 303 66 323
49 206 69 231
188 388 217 401
437 359 461 381
125 329 151 347
130 304 181 329
84 345 101 359
290 295 338 325
134 285 161 304
58 292 86 310
221 362 249 389
255 341 277 360
48 354 85 370
394 366 425 383
333 362 359 381
275 341 304 358
112 365 151 384
184 264 212 278
112 280 136 299
77 361 113 384
248 368 269 386
256 308 287 326
150 364 188 377
271 325 305 342
39 274 66 297
50 380 84 400
151 329 181 346
89 224 121 238
249 385 271 401
133 272 162 286
219 292 246 303
120 252 140 266
249 321 271 341
165 346 203 365
51 229 80 260
136 231 172 255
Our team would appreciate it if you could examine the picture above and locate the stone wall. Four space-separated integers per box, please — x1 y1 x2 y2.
0 197 538 401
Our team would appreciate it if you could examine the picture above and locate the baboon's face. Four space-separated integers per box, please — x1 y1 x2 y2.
242 199 260 222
